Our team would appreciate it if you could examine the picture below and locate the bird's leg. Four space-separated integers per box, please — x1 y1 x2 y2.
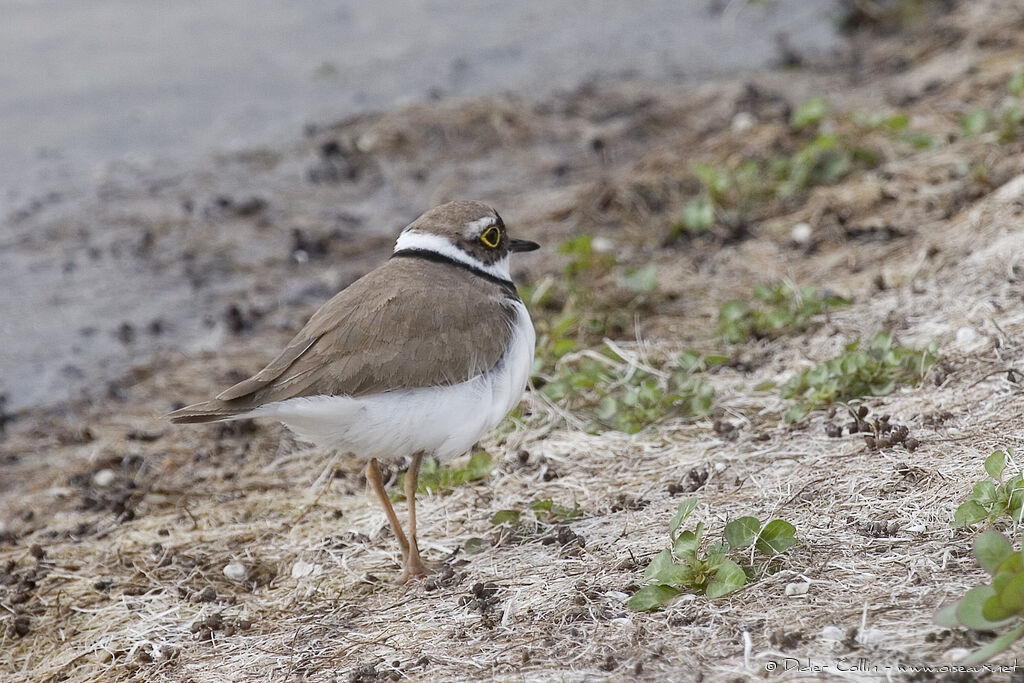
400 450 430 582
366 458 410 562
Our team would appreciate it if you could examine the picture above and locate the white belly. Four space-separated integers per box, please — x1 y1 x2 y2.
252 300 535 462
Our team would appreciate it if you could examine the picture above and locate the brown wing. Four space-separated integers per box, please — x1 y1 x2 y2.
171 258 516 422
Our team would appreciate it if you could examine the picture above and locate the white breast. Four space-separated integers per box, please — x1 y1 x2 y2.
253 300 535 462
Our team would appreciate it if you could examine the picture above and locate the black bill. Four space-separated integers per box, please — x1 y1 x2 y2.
509 237 540 252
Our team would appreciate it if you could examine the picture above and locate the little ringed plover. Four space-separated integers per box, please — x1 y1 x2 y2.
169 200 539 582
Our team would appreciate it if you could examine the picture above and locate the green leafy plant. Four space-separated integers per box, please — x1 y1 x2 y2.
524 234 660 377
960 109 991 138
629 498 798 610
391 452 493 500
935 531 1024 664
718 282 850 343
953 450 1024 528
537 346 720 433
791 96 829 130
491 499 582 526
780 331 938 422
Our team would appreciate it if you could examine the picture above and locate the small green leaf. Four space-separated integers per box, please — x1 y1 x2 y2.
983 594 1016 622
723 517 761 549
976 531 1014 574
622 264 659 293
1009 71 1024 97
934 602 961 628
628 584 680 611
956 586 1010 630
653 562 695 586
644 549 674 582
491 509 521 525
998 572 1024 614
673 523 703 558
972 480 998 505
960 109 990 137
669 498 698 537
680 196 715 234
953 501 989 528
791 96 829 130
705 559 747 598
756 520 798 554
463 537 487 554
985 451 1007 480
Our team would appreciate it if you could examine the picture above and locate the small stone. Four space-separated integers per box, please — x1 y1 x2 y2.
944 647 971 663
223 561 248 582
906 523 926 533
731 111 756 132
955 326 977 345
93 469 117 487
791 222 813 245
785 581 810 596
591 236 615 253
290 560 322 579
820 626 844 641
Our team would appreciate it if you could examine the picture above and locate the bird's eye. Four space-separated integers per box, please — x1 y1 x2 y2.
480 226 501 248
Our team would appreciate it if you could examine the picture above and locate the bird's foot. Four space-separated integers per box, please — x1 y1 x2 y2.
397 552 435 584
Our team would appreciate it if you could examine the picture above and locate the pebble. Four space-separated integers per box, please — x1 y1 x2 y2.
784 581 809 596
944 647 971 662
92 469 117 487
223 561 248 582
731 111 757 132
591 236 615 253
791 222 813 245
955 326 977 345
290 560 322 579
820 626 844 641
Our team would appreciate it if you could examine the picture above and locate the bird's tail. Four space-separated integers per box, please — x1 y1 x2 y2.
167 399 254 424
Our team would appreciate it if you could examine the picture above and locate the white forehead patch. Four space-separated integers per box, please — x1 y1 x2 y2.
463 215 497 239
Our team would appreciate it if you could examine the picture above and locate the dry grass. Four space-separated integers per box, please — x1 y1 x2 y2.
5 2 1024 681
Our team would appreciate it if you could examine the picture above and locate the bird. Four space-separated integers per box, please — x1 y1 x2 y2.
168 200 539 582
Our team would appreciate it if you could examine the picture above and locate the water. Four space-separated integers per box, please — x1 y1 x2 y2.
0 0 844 411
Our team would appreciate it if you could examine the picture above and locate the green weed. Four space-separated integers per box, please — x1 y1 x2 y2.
718 282 850 344
390 452 494 501
952 450 1024 529
935 531 1024 664
536 346 720 434
629 498 797 610
491 499 582 527
780 332 938 422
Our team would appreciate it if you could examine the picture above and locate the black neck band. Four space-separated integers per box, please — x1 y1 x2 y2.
391 248 519 299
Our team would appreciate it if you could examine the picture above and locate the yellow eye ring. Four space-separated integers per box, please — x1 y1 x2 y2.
480 226 501 248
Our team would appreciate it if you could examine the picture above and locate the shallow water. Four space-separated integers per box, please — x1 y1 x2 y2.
0 1 843 411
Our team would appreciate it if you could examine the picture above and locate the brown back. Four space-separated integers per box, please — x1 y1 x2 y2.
216 257 517 407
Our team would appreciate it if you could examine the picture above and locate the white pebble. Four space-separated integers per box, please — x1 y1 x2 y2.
92 469 117 487
955 326 977 345
906 523 926 533
820 626 844 641
223 561 248 582
791 222 813 244
731 111 756 132
591 236 615 253
944 648 971 662
605 591 630 603
290 560 322 579
785 581 809 596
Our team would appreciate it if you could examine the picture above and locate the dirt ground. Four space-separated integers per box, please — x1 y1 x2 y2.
4 2 1024 681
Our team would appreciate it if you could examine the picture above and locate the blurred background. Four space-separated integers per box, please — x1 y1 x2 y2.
0 0 842 413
